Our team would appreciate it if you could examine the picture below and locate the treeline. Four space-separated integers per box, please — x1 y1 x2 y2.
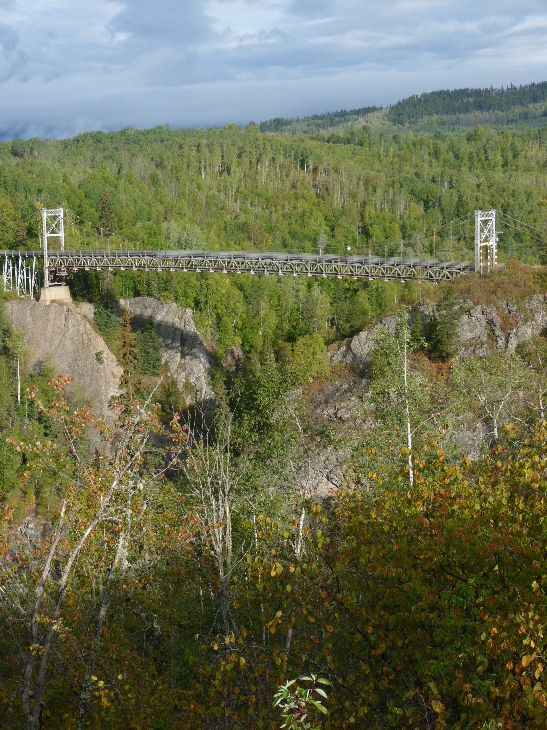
1 123 546 270
257 82 547 134
258 105 381 135
388 81 547 126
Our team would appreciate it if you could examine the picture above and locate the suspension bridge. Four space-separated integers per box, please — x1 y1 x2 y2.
0 208 519 300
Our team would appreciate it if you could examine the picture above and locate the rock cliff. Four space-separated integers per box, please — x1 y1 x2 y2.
7 289 546 497
324 293 547 475
5 300 122 419
330 294 547 368
120 297 213 405
457 295 547 357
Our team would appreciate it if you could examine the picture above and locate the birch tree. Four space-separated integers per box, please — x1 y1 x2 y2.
516 337 547 424
0 376 175 730
450 353 526 443
368 307 433 487
180 408 241 639
6 330 30 407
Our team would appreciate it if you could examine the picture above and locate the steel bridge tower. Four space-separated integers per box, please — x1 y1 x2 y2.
475 210 497 275
42 208 64 288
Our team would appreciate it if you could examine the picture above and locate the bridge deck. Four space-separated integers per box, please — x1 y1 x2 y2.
3 249 474 282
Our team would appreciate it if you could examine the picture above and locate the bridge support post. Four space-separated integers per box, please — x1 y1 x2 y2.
41 208 65 289
475 210 497 275
40 208 71 303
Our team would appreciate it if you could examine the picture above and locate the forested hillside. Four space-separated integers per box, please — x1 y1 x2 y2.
258 82 547 135
258 105 381 135
387 81 547 126
1 122 547 359
1 123 546 263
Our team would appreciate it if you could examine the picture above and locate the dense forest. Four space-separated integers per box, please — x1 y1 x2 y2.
387 82 547 126
1 112 547 728
1 120 547 356
258 106 381 135
258 82 547 135
2 123 546 266
2 123 547 258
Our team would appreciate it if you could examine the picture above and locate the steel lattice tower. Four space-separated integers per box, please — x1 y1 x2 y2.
42 208 64 287
475 210 497 274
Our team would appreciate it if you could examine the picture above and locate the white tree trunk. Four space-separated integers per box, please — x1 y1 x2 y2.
403 334 414 488
22 501 66 730
77 527 128 730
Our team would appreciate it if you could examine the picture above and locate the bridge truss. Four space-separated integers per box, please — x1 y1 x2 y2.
1 249 472 296
2 253 40 298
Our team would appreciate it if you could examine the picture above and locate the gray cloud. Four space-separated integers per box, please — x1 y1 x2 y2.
0 0 546 139
111 0 213 46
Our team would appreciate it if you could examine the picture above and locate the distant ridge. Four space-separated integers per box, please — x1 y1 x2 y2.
259 81 547 135
259 105 381 134
388 81 547 125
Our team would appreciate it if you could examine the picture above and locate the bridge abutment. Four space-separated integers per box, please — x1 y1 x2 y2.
39 284 72 305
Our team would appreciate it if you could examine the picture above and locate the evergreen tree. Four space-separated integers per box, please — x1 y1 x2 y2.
135 320 163 376
93 300 119 341
117 309 141 403
98 189 116 237
426 288 460 361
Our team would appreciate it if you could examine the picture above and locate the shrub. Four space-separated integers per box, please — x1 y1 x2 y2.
291 334 330 382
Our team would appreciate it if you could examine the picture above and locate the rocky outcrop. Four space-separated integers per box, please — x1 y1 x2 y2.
331 294 547 368
458 295 547 358
299 446 352 498
350 316 397 368
120 297 213 405
457 305 492 358
330 316 397 368
5 300 122 419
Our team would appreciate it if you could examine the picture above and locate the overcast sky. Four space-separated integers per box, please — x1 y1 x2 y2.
1 0 546 139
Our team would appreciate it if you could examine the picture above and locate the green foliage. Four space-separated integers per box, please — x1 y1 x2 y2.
0 192 24 247
388 81 547 126
93 299 119 341
260 105 380 134
156 375 186 425
426 287 460 361
290 334 330 382
410 313 426 352
259 83 547 135
98 188 116 235
117 309 142 401
0 121 545 268
135 319 163 376
4 114 547 729
231 355 294 452
4 312 547 727
273 675 330 729
450 352 527 441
